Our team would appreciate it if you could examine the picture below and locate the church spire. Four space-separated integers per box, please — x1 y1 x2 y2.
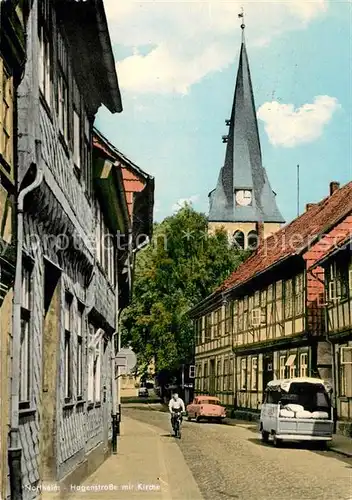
209 15 284 225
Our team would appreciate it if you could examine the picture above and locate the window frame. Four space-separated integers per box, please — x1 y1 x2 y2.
251 357 258 391
240 358 247 390
77 304 84 400
64 293 73 402
19 263 32 407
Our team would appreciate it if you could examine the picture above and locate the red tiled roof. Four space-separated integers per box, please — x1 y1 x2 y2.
219 182 352 293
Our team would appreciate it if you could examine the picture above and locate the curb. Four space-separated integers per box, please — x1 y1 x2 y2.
329 446 352 458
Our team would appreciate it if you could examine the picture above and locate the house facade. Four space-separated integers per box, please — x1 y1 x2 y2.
191 181 352 424
0 2 29 499
10 0 130 497
312 234 352 436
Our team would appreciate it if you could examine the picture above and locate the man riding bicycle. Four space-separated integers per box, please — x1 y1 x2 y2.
168 392 185 434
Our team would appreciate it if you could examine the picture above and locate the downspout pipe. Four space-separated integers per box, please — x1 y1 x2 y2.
307 268 337 430
9 144 43 500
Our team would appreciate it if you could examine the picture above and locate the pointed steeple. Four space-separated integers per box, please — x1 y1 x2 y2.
209 22 284 224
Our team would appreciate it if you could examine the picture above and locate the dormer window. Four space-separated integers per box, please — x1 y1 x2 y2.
235 189 252 206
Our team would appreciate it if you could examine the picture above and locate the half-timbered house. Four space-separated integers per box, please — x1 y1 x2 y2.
190 181 352 417
12 0 126 497
311 233 352 437
0 2 29 498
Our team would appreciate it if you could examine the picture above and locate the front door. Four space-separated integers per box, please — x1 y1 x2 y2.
209 359 215 395
263 352 274 390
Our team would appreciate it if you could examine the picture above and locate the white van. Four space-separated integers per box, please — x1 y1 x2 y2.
260 377 333 447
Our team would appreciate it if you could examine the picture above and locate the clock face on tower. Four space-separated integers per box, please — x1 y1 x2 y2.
235 190 252 206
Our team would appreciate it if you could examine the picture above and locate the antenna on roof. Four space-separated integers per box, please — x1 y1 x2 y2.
297 164 300 216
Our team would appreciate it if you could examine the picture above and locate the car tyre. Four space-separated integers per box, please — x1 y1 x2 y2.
187 415 191 421
261 431 269 443
195 414 200 422
273 434 281 447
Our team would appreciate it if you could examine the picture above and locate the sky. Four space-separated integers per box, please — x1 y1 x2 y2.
96 0 352 224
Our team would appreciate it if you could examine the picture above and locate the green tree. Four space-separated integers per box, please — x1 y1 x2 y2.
121 205 249 372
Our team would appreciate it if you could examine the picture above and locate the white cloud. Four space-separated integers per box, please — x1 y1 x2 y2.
257 95 340 147
172 195 200 212
104 0 329 94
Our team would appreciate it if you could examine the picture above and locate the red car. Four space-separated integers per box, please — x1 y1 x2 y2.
186 395 226 422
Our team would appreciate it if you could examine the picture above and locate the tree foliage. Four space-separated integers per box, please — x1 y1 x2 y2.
121 205 249 372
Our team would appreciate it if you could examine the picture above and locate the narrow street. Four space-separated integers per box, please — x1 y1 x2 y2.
122 406 351 500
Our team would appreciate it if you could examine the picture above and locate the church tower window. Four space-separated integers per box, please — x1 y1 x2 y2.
233 231 245 250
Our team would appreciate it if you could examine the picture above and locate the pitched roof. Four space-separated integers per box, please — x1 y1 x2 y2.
218 181 352 293
209 30 284 224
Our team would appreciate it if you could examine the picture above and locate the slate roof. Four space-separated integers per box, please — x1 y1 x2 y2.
209 32 284 224
218 181 352 293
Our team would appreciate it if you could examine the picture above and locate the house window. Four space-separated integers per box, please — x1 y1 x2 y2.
251 357 258 390
284 279 293 318
216 359 221 391
223 358 229 391
20 265 31 404
279 355 286 379
205 314 211 342
339 346 352 397
300 352 308 378
203 363 208 392
64 294 72 401
284 353 297 378
228 357 233 391
295 274 304 316
87 324 94 402
96 204 115 285
38 2 51 106
225 302 233 335
77 306 84 399
58 71 68 142
240 358 247 390
82 113 92 196
0 63 14 170
73 109 80 169
94 340 101 402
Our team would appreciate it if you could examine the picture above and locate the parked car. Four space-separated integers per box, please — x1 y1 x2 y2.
186 395 226 422
260 377 333 447
138 387 148 397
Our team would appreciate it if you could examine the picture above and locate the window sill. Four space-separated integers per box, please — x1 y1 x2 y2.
339 396 350 402
95 401 102 408
63 402 75 410
87 402 94 410
19 406 36 417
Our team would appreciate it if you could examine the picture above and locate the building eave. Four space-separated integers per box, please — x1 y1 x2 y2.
56 0 122 115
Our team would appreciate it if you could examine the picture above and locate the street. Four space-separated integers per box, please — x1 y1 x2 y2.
123 406 352 500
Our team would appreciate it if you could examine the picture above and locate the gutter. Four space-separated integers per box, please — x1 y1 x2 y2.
9 141 44 500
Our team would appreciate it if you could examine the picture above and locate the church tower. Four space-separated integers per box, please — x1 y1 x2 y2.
208 20 284 249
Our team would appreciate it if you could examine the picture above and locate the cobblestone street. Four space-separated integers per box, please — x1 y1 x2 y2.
121 407 352 500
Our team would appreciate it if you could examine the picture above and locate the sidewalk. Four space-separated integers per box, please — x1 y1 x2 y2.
224 419 352 457
68 417 203 500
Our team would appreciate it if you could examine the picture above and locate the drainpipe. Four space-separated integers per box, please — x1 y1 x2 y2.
307 269 337 431
9 143 43 500
322 280 338 432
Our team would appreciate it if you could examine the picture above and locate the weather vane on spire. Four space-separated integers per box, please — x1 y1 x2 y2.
238 6 245 30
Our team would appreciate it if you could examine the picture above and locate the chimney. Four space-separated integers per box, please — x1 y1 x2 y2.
306 203 316 211
256 221 265 247
330 181 340 196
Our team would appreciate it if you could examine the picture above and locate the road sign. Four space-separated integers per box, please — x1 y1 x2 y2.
115 347 137 375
